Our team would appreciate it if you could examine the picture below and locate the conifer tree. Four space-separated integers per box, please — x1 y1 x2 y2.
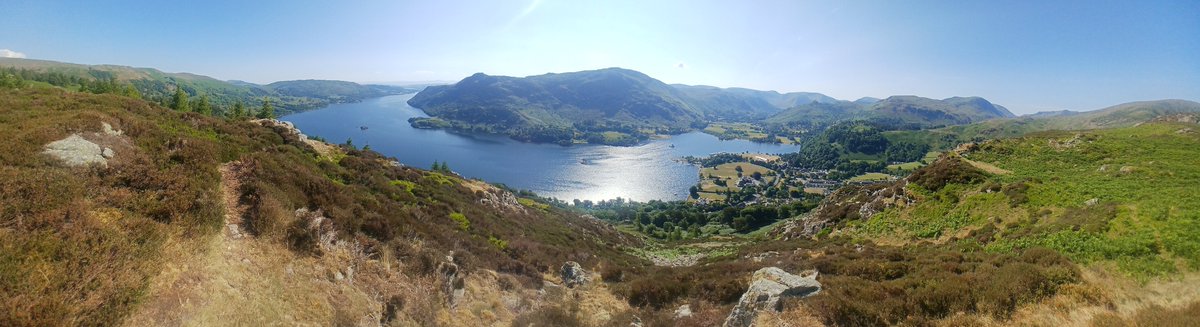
230 100 246 119
195 94 213 116
256 97 275 119
171 87 190 111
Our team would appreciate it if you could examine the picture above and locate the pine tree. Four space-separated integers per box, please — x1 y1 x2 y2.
230 100 246 119
195 94 213 116
171 87 190 111
256 97 275 119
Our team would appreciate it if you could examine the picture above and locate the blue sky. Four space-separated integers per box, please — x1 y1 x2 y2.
0 0 1196 114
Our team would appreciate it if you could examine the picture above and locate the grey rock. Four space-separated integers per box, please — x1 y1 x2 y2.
102 122 123 136
438 259 465 306
674 304 692 319
560 261 590 288
101 147 114 158
1085 198 1099 206
43 134 108 167
722 267 821 327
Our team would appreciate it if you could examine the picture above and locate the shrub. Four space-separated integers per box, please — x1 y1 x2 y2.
906 156 987 191
449 212 470 231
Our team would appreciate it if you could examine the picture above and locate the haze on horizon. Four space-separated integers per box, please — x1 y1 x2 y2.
0 0 1196 114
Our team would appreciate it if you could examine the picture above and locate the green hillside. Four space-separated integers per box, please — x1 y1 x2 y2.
884 99 1200 150
765 95 1014 130
408 68 707 145
792 121 1200 277
0 87 642 325
0 58 415 115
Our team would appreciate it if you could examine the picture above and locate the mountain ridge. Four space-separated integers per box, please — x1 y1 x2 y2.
0 57 416 115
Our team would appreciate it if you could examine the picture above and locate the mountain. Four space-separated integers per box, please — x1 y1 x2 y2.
884 99 1200 150
0 57 416 115
265 79 414 101
765 95 1014 129
671 85 780 120
865 95 1015 128
1024 109 1079 118
854 96 881 105
672 85 840 120
763 101 866 129
409 67 1028 145
408 68 706 145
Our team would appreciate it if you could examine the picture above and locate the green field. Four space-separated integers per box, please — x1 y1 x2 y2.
887 161 924 170
702 122 794 144
847 172 892 182
696 162 776 200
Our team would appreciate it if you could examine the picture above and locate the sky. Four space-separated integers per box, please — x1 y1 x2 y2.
0 0 1197 114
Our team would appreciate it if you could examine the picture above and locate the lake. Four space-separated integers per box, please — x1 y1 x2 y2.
282 94 802 202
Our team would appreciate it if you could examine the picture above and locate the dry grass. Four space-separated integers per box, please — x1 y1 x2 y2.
926 268 1200 327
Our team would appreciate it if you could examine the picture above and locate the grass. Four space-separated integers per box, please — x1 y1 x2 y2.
887 161 924 170
922 151 942 164
698 162 775 194
0 88 276 325
847 172 891 182
846 122 1200 279
702 122 792 144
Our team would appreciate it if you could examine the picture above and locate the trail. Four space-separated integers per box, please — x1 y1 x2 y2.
123 162 370 326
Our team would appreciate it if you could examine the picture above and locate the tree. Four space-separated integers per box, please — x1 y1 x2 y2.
121 84 141 99
171 87 190 111
230 100 246 119
194 94 213 116
256 97 275 119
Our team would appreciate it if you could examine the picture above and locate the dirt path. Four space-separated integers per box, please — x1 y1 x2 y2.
123 162 369 326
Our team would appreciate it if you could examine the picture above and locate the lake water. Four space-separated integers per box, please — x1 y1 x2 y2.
282 94 801 202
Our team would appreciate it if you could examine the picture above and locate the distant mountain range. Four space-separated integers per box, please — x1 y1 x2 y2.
407 67 1018 144
0 58 417 114
884 99 1200 150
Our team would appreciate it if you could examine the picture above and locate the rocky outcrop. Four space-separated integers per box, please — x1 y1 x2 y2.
43 134 111 167
674 304 692 319
255 119 319 153
439 253 466 307
722 267 821 327
560 261 590 288
772 180 910 240
477 188 527 214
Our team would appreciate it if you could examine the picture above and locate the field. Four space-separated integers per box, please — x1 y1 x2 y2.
888 151 941 171
847 172 892 182
702 122 793 144
695 162 776 201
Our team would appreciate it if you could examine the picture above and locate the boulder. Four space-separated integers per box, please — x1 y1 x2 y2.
560 261 590 288
722 267 821 327
43 134 108 167
674 304 693 319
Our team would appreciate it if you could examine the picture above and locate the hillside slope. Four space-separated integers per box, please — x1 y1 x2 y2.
884 99 1200 150
0 58 415 115
764 121 1200 325
0 87 645 326
766 95 1014 129
408 68 707 145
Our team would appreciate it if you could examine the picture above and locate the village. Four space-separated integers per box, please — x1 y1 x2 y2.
686 152 905 207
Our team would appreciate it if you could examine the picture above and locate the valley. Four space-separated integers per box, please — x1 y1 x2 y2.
2 2 1199 324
